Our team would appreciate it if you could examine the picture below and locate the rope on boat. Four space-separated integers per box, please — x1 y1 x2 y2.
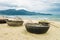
50 23 59 28
27 18 59 28
39 19 59 28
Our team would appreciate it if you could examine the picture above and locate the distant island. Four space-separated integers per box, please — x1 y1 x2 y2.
0 9 52 15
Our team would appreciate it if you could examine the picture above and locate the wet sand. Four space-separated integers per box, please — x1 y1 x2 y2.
0 20 60 40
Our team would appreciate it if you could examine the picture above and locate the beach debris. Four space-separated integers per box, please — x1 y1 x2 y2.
25 23 50 34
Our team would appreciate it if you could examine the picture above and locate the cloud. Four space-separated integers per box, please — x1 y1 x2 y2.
0 0 50 12
0 0 18 10
0 0 60 14
0 3 18 7
47 3 60 14
12 0 51 12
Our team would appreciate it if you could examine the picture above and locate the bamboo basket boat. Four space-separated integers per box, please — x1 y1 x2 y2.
6 17 24 26
25 23 50 34
0 19 8 24
0 16 8 24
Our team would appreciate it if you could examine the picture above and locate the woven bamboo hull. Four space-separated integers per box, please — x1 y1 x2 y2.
0 19 7 24
25 23 50 34
7 21 23 26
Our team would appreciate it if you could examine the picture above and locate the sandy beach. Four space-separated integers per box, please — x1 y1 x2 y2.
0 19 60 40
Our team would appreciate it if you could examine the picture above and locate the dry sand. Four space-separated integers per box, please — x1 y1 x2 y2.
0 19 60 40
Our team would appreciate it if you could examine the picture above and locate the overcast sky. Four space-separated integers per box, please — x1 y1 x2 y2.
0 0 60 14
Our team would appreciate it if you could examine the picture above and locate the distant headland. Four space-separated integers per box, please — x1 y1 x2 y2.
0 9 52 15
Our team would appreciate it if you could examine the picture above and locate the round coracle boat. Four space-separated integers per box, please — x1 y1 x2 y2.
25 23 50 34
6 18 24 26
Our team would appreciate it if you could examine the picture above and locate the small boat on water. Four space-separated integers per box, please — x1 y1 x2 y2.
6 17 24 26
25 22 50 34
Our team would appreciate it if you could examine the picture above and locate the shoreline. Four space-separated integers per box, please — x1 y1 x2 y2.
0 15 60 22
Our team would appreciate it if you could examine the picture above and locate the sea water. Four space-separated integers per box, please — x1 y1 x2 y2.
0 14 60 21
